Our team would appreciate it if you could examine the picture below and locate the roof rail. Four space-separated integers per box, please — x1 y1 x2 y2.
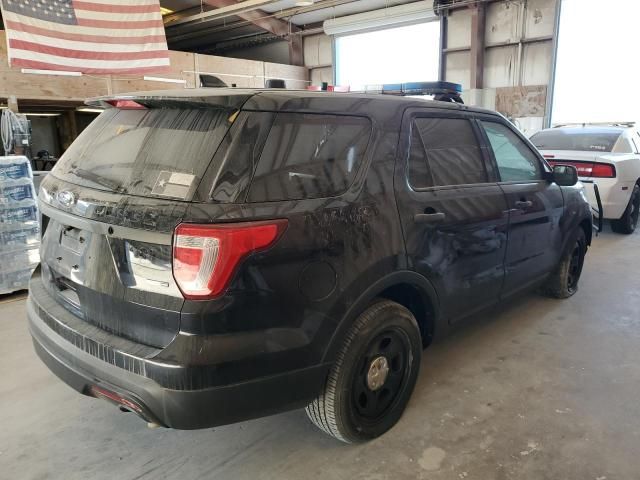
553 121 636 128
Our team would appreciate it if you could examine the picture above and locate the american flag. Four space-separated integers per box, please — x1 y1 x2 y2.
0 0 170 74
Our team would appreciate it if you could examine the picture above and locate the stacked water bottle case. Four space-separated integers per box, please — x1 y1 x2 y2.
0 156 40 294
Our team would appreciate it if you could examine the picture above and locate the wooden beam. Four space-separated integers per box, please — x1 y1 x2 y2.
201 0 302 65
288 35 303 67
203 0 300 38
67 111 78 140
165 0 354 34
469 2 486 90
165 0 276 28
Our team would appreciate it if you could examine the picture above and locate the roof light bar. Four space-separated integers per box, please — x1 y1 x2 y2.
354 81 464 103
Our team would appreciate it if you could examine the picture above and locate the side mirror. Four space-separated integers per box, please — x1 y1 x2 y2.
552 164 578 186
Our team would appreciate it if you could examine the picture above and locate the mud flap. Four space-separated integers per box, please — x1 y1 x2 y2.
591 183 604 236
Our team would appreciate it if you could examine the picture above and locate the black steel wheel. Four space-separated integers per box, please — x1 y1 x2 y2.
566 239 585 295
612 185 640 234
543 228 587 299
352 328 410 423
306 300 422 443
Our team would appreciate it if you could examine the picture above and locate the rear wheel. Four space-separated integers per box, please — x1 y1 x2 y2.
542 228 587 299
305 300 422 443
611 185 640 234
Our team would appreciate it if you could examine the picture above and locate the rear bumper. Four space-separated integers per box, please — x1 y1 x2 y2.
27 276 330 429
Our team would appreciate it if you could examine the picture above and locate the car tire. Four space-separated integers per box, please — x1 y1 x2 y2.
542 228 587 299
611 184 640 234
305 300 422 443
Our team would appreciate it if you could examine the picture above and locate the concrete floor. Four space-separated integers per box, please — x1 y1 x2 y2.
1 230 639 480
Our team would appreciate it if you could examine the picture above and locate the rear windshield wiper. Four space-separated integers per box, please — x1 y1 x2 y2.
72 168 128 194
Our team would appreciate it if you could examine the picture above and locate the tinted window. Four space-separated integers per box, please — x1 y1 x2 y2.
530 128 622 152
481 121 541 182
247 113 370 202
409 117 486 188
54 107 233 199
205 111 275 203
407 127 431 189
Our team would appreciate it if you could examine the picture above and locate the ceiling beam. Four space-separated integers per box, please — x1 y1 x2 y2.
192 0 300 38
169 22 267 46
164 0 277 28
165 0 360 39
166 0 304 65
193 24 324 54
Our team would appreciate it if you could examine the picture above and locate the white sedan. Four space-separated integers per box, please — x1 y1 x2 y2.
531 124 640 234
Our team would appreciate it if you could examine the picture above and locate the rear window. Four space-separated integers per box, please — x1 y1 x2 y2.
53 107 233 199
530 129 622 152
247 113 371 202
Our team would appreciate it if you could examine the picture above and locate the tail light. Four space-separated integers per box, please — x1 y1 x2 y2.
548 161 616 178
590 163 616 178
172 220 288 299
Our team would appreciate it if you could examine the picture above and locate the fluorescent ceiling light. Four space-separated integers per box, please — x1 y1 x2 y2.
143 76 187 84
21 68 82 76
295 0 314 6
160 7 174 16
323 1 437 36
23 113 62 117
76 107 104 113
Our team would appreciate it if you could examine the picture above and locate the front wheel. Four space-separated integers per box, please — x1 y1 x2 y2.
305 300 422 443
611 184 640 234
542 228 587 299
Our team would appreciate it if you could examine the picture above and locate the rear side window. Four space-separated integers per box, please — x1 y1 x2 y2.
481 121 541 182
54 107 233 199
530 128 622 152
247 113 371 202
408 117 487 188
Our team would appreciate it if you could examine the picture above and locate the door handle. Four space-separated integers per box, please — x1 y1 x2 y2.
515 200 533 209
414 212 446 223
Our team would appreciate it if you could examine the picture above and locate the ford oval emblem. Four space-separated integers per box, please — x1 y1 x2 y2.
57 190 76 208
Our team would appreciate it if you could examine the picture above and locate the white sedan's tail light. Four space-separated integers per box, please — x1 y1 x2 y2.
548 160 616 178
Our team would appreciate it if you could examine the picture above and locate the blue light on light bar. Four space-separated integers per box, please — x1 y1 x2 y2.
379 81 464 103
344 81 464 103
382 81 462 95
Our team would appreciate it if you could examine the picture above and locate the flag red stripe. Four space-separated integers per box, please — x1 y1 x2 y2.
11 58 171 74
72 1 160 13
9 39 169 60
76 17 164 29
5 20 166 44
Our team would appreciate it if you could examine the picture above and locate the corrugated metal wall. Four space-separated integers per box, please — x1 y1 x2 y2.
445 0 558 134
302 0 559 134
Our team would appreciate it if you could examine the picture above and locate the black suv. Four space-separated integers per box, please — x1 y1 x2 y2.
27 89 592 443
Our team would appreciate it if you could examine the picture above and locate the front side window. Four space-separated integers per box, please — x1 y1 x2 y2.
481 121 542 182
247 113 371 202
408 117 487 188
